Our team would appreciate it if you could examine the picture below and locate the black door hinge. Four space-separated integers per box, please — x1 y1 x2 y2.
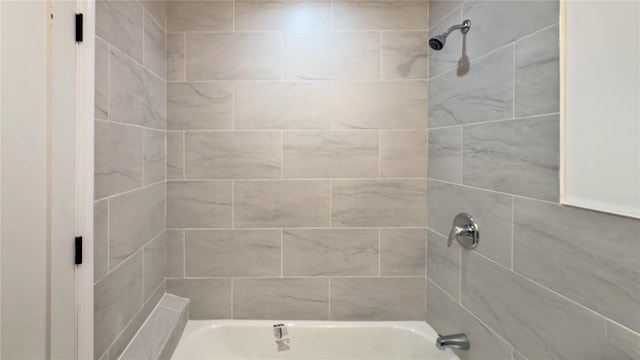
75 13 83 42
75 236 83 265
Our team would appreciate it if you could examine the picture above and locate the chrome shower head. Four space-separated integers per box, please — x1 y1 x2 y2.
429 35 447 50
429 19 471 51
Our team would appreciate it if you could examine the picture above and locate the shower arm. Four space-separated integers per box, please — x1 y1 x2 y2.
443 20 471 37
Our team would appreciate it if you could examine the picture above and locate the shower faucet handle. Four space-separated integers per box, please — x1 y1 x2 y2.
447 212 479 249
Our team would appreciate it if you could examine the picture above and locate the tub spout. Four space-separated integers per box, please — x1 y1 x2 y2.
436 333 470 350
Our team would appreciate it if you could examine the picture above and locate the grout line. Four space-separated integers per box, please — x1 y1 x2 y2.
106 199 110 274
378 130 382 178
182 230 186 278
427 177 561 206
280 229 284 277
170 275 427 280
329 179 333 227
512 43 516 118
327 277 331 320
230 278 234 319
167 226 428 231
183 32 187 81
93 179 166 204
377 229 381 277
94 118 165 132
231 181 235 229
182 131 186 180
511 196 515 270
167 177 428 182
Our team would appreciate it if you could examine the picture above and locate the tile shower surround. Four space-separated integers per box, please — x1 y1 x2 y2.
427 1 640 360
94 1 167 359
92 1 640 360
164 0 431 325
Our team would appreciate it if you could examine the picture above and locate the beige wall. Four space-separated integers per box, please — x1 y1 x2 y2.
426 1 640 359
164 0 430 320
93 1 167 359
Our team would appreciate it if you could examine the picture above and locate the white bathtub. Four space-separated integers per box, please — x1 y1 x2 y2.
171 320 460 359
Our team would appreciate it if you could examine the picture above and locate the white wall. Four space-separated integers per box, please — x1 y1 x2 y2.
563 1 640 218
0 1 50 358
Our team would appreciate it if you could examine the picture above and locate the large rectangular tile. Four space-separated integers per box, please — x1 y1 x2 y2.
284 32 379 80
110 48 166 129
234 180 330 228
283 130 378 178
515 24 560 117
166 33 185 82
605 321 640 360
235 1 331 31
427 126 462 183
380 130 427 178
94 252 143 359
143 129 165 185
332 180 427 227
166 181 232 228
166 131 184 180
95 121 142 199
283 229 378 276
143 232 166 302
461 252 607 360
187 33 282 80
167 1 233 31
185 230 281 277
233 278 329 320
109 183 165 269
331 81 428 129
463 115 560 201
96 0 143 62
428 1 463 29
94 200 109 282
381 31 429 79
379 228 426 276
514 198 640 333
165 230 184 278
167 82 233 130
333 1 428 30
427 230 460 300
234 81 331 129
330 278 425 320
185 131 281 179
141 1 166 28
427 280 513 360
167 279 231 319
143 10 165 78
429 46 513 128
463 0 559 59
95 38 109 120
427 180 512 268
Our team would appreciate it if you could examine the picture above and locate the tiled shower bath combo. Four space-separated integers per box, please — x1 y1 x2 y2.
93 0 640 359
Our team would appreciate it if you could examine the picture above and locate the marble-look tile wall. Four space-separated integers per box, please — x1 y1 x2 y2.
427 1 640 359
94 1 167 359
165 0 429 321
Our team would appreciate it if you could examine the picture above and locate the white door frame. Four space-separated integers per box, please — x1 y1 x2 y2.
75 0 95 358
52 0 96 358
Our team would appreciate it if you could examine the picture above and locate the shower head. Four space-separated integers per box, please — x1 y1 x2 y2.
429 19 471 51
429 35 447 51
